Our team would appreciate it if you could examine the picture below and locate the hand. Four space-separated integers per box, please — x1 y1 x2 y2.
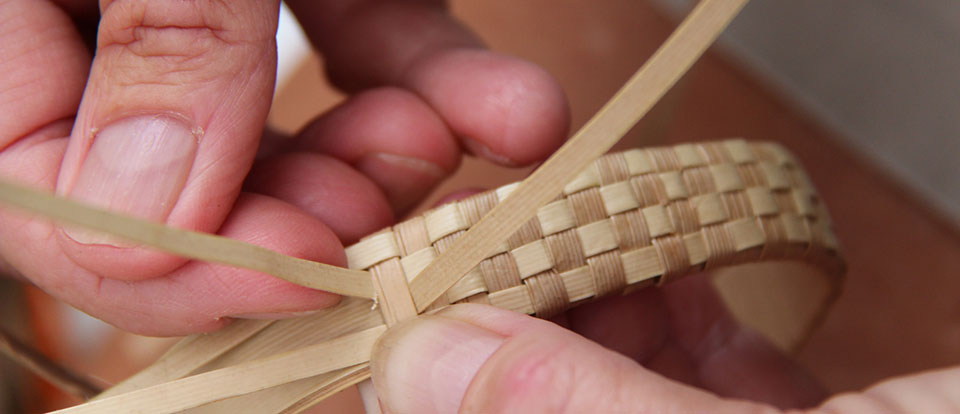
0 0 568 335
370 273 960 413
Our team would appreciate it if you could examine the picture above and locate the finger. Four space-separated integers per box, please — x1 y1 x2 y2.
563 273 826 408
244 152 394 244
22 193 343 336
370 304 775 413
662 274 828 408
818 366 960 413
565 287 669 362
55 0 282 280
0 0 89 151
292 88 459 216
0 1 86 286
286 0 570 166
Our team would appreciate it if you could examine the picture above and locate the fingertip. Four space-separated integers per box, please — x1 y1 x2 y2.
294 88 461 215
405 49 570 166
299 88 460 172
246 152 395 244
371 315 506 414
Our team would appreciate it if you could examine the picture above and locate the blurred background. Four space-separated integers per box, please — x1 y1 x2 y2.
3 1 958 412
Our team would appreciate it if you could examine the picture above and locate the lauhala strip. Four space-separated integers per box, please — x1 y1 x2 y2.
95 320 275 399
0 179 374 298
407 0 750 311
52 325 386 414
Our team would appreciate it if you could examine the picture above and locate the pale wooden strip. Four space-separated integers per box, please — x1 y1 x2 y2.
0 179 373 298
792 189 816 217
56 326 386 414
746 187 780 216
202 298 382 370
723 139 755 163
692 193 729 225
624 149 655 175
560 266 595 302
98 320 273 398
621 246 663 284
660 171 689 200
674 144 706 167
494 182 521 201
726 218 766 251
781 214 812 243
424 204 469 242
106 298 379 413
576 220 618 256
684 233 709 266
511 240 555 279
709 164 746 192
537 199 577 236
406 0 749 311
487 285 535 314
445 268 488 302
599 181 639 215
399 247 437 283
183 298 382 413
276 365 370 414
345 232 400 270
642 205 674 238
759 161 791 189
562 164 602 194
370 259 416 327
186 365 368 414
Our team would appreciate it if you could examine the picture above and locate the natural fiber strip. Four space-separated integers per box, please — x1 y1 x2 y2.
96 320 274 399
0 179 374 298
408 0 749 311
54 325 386 414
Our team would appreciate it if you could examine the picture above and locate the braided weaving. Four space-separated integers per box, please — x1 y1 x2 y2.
349 139 843 324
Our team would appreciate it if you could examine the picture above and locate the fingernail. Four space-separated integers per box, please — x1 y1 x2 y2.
462 137 517 166
359 153 446 178
64 115 198 246
356 153 446 214
371 316 505 413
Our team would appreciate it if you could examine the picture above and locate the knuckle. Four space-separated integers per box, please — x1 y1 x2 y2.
97 0 274 84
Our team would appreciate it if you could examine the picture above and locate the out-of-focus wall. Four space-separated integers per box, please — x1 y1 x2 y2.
656 0 960 226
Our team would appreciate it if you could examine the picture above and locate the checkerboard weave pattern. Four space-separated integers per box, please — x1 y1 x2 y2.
346 140 844 320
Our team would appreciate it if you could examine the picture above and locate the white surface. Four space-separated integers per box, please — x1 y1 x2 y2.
276 3 312 91
655 0 960 225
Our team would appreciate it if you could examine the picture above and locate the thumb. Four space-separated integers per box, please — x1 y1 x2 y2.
55 0 280 279
370 304 772 413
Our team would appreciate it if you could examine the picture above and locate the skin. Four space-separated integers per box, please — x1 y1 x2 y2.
0 0 568 335
370 275 960 413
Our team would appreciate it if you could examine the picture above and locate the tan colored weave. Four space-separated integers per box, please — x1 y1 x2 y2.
348 139 844 323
